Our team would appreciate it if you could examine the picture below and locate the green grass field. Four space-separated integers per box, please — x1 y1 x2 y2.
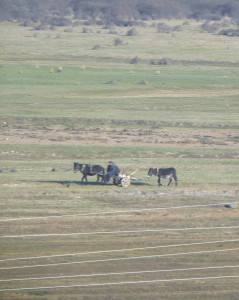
0 20 239 299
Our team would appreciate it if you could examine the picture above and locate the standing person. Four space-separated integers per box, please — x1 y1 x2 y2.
107 161 121 184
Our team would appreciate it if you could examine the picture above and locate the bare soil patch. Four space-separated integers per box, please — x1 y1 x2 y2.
1 126 238 148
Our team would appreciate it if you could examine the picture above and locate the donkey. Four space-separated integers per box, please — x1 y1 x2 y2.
74 163 105 183
147 167 178 186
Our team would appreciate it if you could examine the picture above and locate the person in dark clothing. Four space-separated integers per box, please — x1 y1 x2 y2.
106 161 121 184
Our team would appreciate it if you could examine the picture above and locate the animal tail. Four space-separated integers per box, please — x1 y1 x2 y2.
173 170 178 185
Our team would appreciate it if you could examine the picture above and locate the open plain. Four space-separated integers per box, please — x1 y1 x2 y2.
0 19 239 299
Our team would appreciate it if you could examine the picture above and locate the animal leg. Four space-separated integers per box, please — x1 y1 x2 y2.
167 177 172 186
82 174 87 183
102 175 106 184
158 177 162 186
173 174 178 186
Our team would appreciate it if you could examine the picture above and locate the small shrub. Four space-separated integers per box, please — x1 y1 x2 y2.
82 27 93 33
157 22 182 33
173 25 182 31
73 20 82 27
201 21 220 33
157 22 171 33
83 20 95 26
109 29 118 34
129 56 140 64
21 20 34 27
150 59 158 65
49 26 56 31
218 28 239 37
114 37 123 46
33 23 49 31
150 58 171 65
126 28 139 36
47 17 72 27
56 66 63 73
139 80 148 85
201 18 238 35
159 57 171 65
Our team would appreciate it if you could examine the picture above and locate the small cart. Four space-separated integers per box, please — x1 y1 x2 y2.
113 169 138 187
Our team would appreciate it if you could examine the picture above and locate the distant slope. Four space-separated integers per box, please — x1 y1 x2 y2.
0 0 239 22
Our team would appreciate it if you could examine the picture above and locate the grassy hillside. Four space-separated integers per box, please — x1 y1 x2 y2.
0 20 239 299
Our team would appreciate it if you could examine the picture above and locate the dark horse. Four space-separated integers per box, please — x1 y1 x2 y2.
74 163 105 183
147 167 178 186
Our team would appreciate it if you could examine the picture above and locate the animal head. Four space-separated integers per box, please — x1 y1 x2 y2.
147 167 157 178
73 162 84 173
